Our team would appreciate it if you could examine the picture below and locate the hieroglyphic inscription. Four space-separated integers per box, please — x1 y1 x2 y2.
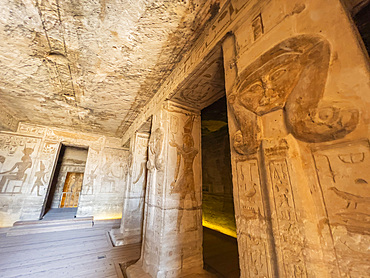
313 140 370 277
18 123 46 137
235 159 271 277
268 159 307 277
252 14 263 41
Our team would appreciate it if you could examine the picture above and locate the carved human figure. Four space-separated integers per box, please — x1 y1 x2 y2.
0 155 5 172
147 127 164 171
0 147 33 193
228 35 359 155
31 161 47 196
84 166 97 195
133 161 147 184
169 116 199 230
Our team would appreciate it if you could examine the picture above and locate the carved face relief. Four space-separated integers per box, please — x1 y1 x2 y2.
237 53 302 115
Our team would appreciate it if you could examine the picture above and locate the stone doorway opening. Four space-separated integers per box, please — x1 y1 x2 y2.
41 144 88 219
201 96 240 277
169 43 241 276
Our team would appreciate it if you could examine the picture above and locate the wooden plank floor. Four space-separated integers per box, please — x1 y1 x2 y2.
0 219 141 278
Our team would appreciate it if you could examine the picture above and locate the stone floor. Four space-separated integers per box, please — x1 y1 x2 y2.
41 207 78 220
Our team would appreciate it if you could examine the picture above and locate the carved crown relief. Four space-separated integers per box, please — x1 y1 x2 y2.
228 35 359 155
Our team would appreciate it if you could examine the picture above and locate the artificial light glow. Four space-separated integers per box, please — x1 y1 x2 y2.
202 219 237 238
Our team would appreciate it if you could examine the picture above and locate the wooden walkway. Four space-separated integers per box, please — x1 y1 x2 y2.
0 219 141 278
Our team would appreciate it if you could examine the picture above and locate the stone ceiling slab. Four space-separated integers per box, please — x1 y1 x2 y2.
0 0 219 136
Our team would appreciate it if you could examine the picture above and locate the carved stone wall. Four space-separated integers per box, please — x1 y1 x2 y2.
127 101 210 277
0 122 128 226
110 132 149 246
220 0 369 276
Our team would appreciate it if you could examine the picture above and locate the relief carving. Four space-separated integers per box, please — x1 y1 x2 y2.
313 140 370 276
147 127 165 172
0 146 33 194
268 159 307 277
236 159 271 277
31 161 48 196
84 165 97 195
169 115 199 231
228 35 359 155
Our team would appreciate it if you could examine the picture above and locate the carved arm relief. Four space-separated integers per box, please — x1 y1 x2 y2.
228 35 359 155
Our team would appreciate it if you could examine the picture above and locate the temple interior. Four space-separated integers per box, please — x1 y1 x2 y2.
0 0 369 277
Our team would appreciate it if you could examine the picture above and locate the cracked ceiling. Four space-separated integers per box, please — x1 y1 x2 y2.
0 0 217 137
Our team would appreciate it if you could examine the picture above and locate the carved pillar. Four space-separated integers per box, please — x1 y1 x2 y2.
110 132 149 246
222 31 361 277
127 101 211 278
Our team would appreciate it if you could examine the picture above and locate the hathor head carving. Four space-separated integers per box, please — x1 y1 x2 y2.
234 36 326 116
228 35 359 155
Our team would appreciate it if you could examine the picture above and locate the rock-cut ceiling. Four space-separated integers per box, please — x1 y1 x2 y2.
0 0 216 137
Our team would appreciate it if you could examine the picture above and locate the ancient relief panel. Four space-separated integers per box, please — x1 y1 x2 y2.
100 147 129 194
228 35 359 157
265 154 307 277
0 134 41 195
171 48 225 110
140 114 166 274
82 147 100 195
235 158 271 277
17 123 46 137
313 140 370 277
131 134 149 196
147 123 165 209
0 108 18 131
30 141 59 197
169 114 200 233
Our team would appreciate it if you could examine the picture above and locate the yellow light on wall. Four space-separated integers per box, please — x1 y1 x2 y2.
202 219 237 238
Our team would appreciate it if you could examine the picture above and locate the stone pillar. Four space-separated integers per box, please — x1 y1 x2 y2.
127 101 212 278
222 19 367 276
110 132 149 246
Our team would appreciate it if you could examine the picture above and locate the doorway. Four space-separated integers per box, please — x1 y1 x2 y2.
201 97 240 277
41 144 88 219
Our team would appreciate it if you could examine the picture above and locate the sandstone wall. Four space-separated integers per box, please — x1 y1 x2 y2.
0 122 129 227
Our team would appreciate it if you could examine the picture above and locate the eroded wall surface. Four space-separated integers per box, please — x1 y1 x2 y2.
0 122 129 226
110 132 149 246
128 101 206 277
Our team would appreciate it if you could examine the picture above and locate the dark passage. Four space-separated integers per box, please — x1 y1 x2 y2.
201 96 240 277
42 145 88 219
353 2 370 55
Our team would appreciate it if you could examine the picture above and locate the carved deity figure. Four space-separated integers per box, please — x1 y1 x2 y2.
228 35 359 155
169 116 199 230
31 161 47 196
147 127 164 171
0 147 33 193
84 166 97 194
